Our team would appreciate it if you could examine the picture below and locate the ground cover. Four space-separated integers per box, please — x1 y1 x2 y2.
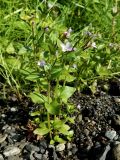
0 0 120 159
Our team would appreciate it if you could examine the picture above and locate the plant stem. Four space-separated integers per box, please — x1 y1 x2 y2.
48 81 52 139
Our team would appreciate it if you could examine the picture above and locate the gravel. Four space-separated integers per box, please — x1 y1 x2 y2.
0 83 120 160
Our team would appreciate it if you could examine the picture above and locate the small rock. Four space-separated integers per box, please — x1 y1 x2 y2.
113 114 120 126
72 146 78 154
2 124 10 130
39 146 45 154
99 144 111 160
77 114 82 122
3 146 21 157
95 142 101 148
112 143 120 160
113 141 120 146
10 107 17 112
105 130 116 140
30 151 35 160
92 131 96 136
68 151 72 156
42 151 49 160
84 117 90 122
33 152 42 160
113 135 119 141
66 143 72 150
0 154 4 160
25 143 40 152
9 132 24 142
114 97 120 103
56 143 65 152
84 129 90 136
0 140 7 148
0 134 8 144
1 114 6 118
49 145 57 160
39 140 47 149
7 155 20 160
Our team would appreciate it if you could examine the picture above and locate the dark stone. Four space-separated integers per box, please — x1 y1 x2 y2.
24 143 40 152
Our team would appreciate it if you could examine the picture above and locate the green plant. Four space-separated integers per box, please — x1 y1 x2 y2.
0 0 120 143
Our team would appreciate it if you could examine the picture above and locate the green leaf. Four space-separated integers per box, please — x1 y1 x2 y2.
5 58 21 69
66 117 75 124
51 67 63 79
59 86 76 103
25 73 40 81
96 64 109 76
45 100 60 115
67 130 74 140
29 92 48 104
53 119 64 130
50 140 55 145
58 124 70 135
54 135 66 143
34 127 50 136
89 80 97 94
66 103 75 113
18 47 27 55
30 111 41 116
6 43 15 54
59 71 75 82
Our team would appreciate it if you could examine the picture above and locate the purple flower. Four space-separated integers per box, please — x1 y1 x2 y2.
84 31 92 36
64 27 72 38
37 60 46 67
91 42 97 48
60 42 74 52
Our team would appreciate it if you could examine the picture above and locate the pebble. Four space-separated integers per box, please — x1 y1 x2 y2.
30 151 35 160
113 135 119 141
105 130 116 140
114 97 120 103
25 143 40 152
39 146 45 154
42 151 49 160
33 152 42 160
113 114 120 126
66 143 72 150
72 146 78 154
113 141 120 146
49 145 57 160
0 154 4 160
2 124 11 130
3 146 21 157
0 134 8 144
7 155 20 160
112 143 120 160
10 107 17 112
99 144 111 160
77 114 82 122
68 151 72 156
9 132 24 143
1 114 6 118
56 143 65 152
84 129 90 136
39 140 47 149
